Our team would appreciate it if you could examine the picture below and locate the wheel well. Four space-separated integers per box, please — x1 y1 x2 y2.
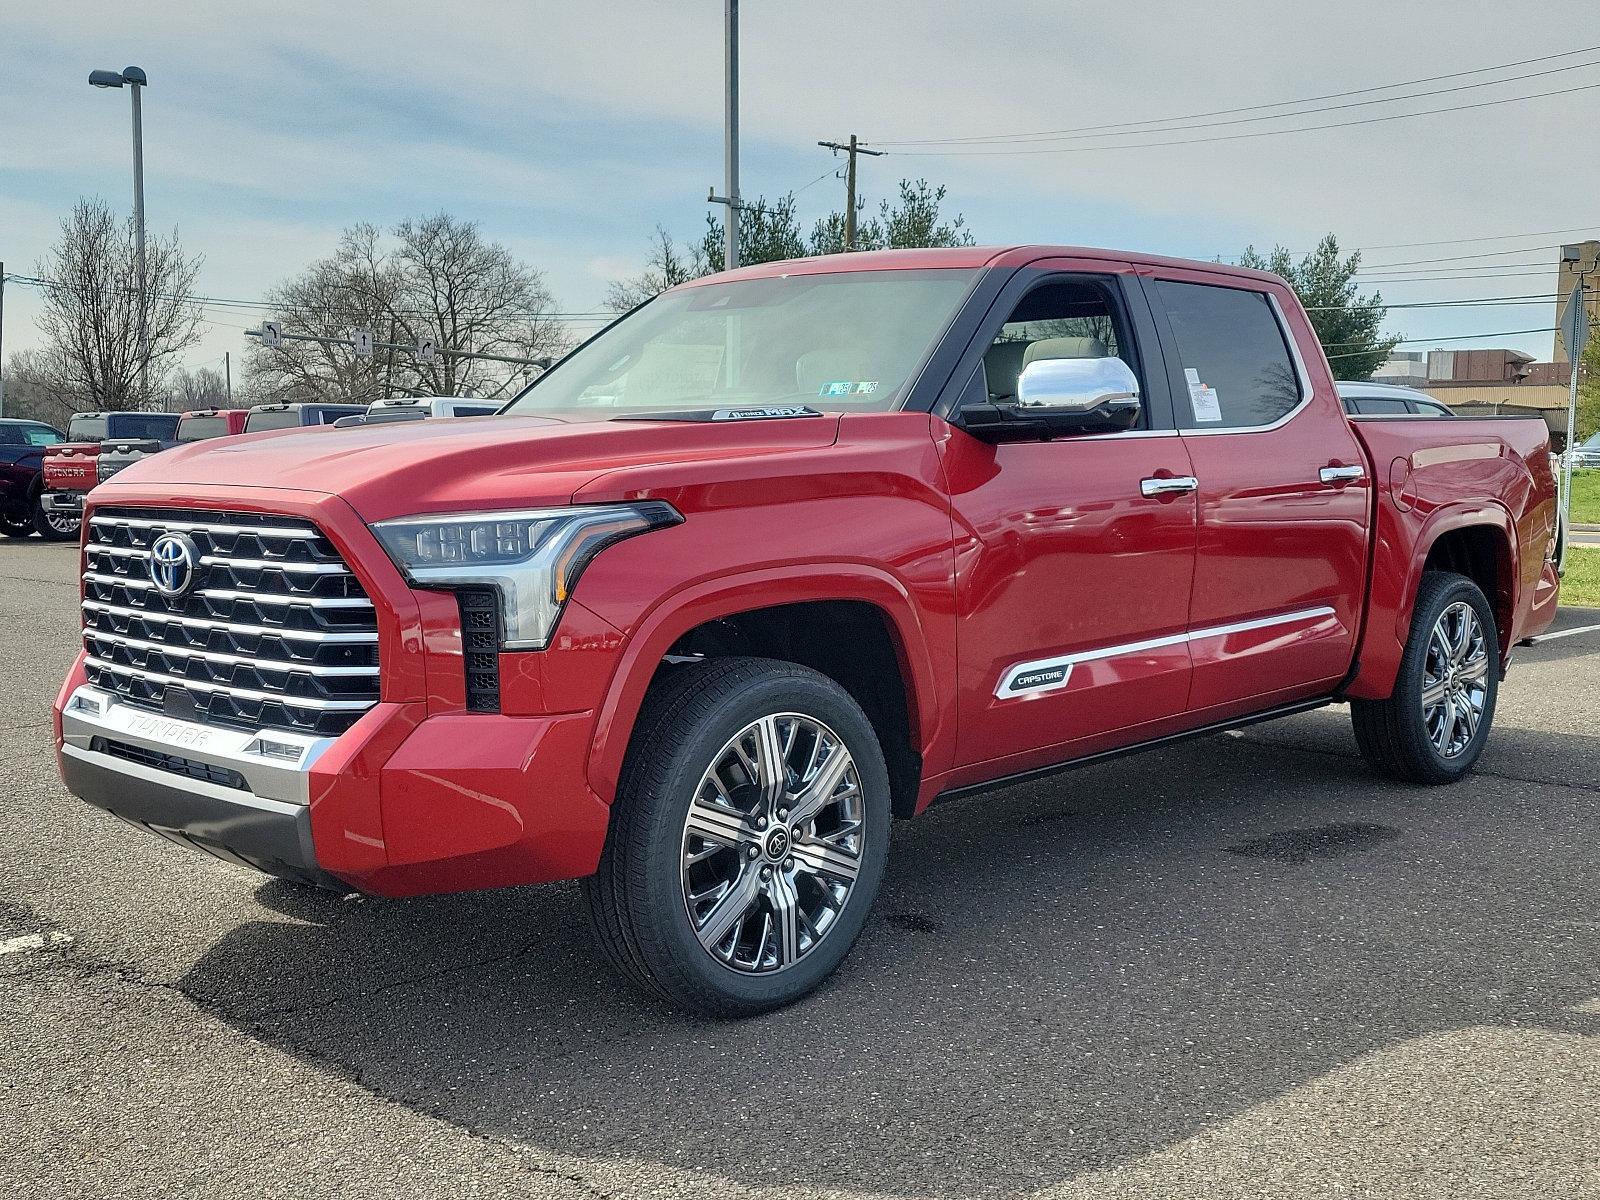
1423 525 1512 650
658 601 922 818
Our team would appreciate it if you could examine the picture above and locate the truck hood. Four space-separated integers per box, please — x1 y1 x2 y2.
104 412 843 521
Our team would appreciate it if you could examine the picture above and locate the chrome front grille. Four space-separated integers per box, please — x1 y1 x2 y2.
82 507 379 737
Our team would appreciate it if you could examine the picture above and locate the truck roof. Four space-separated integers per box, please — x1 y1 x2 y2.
687 245 1285 289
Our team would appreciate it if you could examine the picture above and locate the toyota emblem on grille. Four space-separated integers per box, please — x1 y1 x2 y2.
147 532 200 597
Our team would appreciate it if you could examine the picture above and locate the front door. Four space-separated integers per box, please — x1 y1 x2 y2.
1142 270 1371 716
937 266 1199 776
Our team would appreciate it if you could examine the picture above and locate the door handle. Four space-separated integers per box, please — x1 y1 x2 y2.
1319 464 1365 485
1140 475 1199 497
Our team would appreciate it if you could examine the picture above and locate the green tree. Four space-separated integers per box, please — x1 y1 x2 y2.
1238 234 1399 381
609 178 975 309
1578 328 1600 443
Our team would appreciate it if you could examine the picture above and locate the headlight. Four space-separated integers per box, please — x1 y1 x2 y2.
372 502 680 650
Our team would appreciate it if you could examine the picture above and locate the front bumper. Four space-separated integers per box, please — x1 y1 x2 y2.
59 685 342 885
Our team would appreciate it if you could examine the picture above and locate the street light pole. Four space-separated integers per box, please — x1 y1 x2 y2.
129 74 147 406
89 65 149 406
723 0 740 270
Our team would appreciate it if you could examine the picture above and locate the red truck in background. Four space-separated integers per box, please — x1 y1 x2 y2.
54 246 1560 1015
41 411 181 540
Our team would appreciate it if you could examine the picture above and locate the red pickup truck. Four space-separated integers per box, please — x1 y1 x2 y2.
55 247 1560 1015
41 411 181 540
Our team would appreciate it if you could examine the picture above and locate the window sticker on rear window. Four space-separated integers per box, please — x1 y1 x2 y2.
1185 368 1222 423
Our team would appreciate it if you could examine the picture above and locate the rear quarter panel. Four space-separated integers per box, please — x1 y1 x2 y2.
1345 416 1557 700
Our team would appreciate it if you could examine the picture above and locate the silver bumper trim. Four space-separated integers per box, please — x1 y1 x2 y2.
60 684 334 806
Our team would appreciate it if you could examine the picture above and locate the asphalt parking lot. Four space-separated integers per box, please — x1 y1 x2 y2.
2 536 1597 1199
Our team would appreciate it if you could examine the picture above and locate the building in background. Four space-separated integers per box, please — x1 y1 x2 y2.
1369 351 1428 386
1422 346 1574 444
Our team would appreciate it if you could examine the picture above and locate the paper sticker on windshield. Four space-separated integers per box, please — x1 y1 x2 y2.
1185 368 1222 423
819 381 853 397
853 381 878 394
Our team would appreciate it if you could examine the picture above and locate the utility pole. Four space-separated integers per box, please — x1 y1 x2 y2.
0 261 6 419
817 135 885 252
224 351 232 406
708 0 742 270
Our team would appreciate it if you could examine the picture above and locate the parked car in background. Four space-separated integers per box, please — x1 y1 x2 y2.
1571 431 1600 470
242 402 365 433
57 246 1560 1015
369 397 503 418
1337 381 1455 417
0 418 66 539
40 412 181 541
96 408 251 486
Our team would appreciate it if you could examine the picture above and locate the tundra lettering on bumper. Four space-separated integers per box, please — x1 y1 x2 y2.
59 684 337 883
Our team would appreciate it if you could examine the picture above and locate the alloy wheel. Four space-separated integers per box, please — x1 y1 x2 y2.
1421 601 1490 758
679 713 865 974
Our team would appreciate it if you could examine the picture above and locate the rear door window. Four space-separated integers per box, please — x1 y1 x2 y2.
244 409 301 432
177 416 231 441
1155 281 1303 430
24 426 64 446
68 417 108 441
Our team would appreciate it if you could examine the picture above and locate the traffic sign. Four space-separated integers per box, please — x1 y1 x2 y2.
416 337 437 364
260 321 282 348
352 329 373 358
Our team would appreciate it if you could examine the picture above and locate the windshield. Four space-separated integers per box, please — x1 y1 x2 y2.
178 416 231 441
1583 432 1600 450
245 409 302 433
505 268 979 417
68 417 108 442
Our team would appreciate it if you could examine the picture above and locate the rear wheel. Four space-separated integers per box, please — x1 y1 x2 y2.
1352 571 1498 783
584 657 891 1017
0 513 32 538
32 497 80 542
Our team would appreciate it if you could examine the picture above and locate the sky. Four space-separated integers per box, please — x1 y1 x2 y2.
2 0 1597 385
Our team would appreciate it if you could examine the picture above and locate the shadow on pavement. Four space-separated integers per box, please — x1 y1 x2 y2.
179 717 1600 1198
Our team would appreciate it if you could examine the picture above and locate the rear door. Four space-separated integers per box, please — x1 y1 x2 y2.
1142 271 1370 716
938 262 1198 773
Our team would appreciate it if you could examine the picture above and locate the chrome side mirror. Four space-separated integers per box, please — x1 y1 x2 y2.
1016 355 1141 416
962 355 1143 442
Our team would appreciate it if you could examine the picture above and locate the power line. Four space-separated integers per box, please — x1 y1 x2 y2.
874 44 1600 145
1324 326 1561 360
1359 224 1600 252
886 79 1600 156
879 55 1600 149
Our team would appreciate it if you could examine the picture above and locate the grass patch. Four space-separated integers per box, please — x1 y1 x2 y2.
1562 547 1600 609
1571 469 1600 526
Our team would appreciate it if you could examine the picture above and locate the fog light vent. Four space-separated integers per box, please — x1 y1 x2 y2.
456 589 502 713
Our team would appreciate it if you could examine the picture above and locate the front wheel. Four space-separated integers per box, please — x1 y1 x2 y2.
584 657 891 1017
1352 571 1499 784
0 514 32 538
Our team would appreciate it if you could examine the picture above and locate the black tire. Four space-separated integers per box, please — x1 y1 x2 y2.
583 656 892 1017
1352 571 1499 784
32 497 80 542
0 515 32 538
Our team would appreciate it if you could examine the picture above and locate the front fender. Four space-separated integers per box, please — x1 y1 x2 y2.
584 563 952 808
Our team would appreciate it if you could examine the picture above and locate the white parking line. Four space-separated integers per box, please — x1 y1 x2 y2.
1528 623 1600 645
0 931 73 955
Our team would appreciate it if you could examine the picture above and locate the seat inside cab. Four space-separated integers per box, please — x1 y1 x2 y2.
982 280 1122 402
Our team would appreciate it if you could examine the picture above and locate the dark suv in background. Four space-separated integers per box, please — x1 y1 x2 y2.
0 419 66 538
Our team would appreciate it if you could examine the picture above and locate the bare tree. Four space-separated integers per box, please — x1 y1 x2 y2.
248 214 568 400
244 224 404 403
1 350 83 429
604 226 709 313
34 197 204 410
165 366 231 412
388 212 569 397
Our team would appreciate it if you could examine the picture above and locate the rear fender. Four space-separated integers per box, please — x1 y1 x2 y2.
1345 501 1517 701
